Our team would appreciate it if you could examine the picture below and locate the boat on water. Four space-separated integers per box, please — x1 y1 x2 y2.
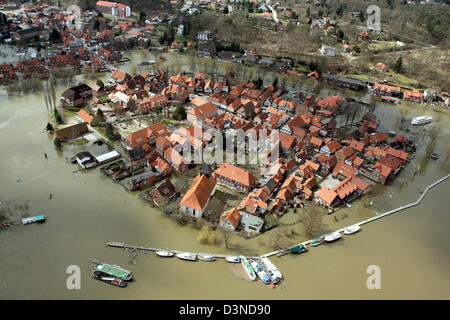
92 270 127 287
240 256 256 281
156 250 174 257
225 256 240 263
324 232 341 242
411 116 432 125
430 153 439 160
270 275 279 285
198 255 216 262
90 260 133 281
22 215 46 225
344 225 361 235
261 257 282 280
310 239 322 247
249 260 270 285
291 243 308 254
176 252 197 261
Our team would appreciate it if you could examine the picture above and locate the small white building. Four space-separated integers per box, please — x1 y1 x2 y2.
240 213 264 233
197 30 212 41
320 45 336 57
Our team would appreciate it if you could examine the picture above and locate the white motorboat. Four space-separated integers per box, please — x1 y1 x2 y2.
225 256 240 263
176 252 197 261
198 255 216 262
270 274 279 284
310 239 322 247
411 116 432 125
344 225 361 235
250 260 270 285
261 257 282 280
156 250 174 257
324 232 341 242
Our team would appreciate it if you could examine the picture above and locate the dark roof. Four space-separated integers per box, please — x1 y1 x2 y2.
200 163 212 177
154 179 176 197
128 146 146 161
61 83 91 101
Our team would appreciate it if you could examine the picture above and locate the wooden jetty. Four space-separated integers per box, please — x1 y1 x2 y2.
105 241 260 260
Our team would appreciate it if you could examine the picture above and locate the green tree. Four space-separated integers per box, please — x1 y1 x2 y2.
173 105 187 120
394 57 402 73
105 122 114 140
54 137 61 150
54 107 62 124
45 122 53 132
224 6 229 14
49 29 61 43
272 77 278 87
96 79 105 89
139 11 146 22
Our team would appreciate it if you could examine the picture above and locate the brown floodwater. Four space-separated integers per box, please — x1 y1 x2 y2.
0 54 449 299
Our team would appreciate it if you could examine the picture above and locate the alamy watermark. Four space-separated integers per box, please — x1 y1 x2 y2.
367 5 381 32
366 265 381 290
169 123 281 175
66 265 81 290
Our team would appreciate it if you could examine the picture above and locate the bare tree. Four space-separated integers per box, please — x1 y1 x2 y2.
219 228 231 249
299 205 323 238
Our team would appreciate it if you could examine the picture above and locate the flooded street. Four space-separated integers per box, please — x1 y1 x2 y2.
0 53 449 299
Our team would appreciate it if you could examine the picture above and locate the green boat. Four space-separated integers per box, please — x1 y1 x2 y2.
240 256 257 281
91 260 133 281
291 244 308 254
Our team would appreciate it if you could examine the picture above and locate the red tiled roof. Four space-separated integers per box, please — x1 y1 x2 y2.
180 174 216 211
214 163 255 188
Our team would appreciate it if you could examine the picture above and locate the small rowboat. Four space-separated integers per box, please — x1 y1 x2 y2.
92 270 127 287
344 225 361 235
324 232 341 242
291 244 307 254
225 256 240 263
176 252 197 261
156 250 174 257
198 255 216 262
22 215 46 225
310 239 322 247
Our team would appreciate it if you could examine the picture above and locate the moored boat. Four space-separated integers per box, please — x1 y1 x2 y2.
240 256 256 281
270 275 279 285
198 255 216 262
92 270 127 287
310 239 322 247
90 260 133 281
22 215 46 225
250 260 270 285
411 116 432 125
225 256 240 263
176 252 197 261
324 232 341 242
261 257 282 280
156 250 174 257
291 243 308 254
344 225 361 235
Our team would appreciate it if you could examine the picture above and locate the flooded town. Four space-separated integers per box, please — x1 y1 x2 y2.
0 0 449 302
